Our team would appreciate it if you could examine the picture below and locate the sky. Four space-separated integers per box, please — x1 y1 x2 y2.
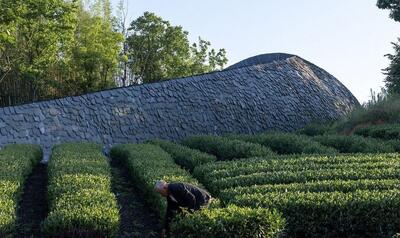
110 0 400 103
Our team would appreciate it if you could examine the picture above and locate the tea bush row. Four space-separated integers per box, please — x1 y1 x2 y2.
0 144 42 237
147 139 216 171
226 132 337 155
354 124 400 140
110 143 285 238
220 179 400 202
42 143 119 237
232 190 400 237
206 167 400 194
182 135 275 160
312 134 395 153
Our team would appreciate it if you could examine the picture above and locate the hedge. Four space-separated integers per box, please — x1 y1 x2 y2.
147 139 216 171
354 124 400 140
42 143 119 237
232 190 400 237
204 167 400 194
227 132 337 155
193 153 400 175
110 143 200 218
193 154 400 191
170 205 285 238
182 135 275 160
220 179 400 202
387 140 400 152
0 144 42 237
312 135 395 153
110 143 284 237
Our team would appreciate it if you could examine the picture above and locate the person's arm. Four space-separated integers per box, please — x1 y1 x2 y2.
164 197 178 233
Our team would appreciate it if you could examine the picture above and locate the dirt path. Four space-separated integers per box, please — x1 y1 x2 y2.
15 163 48 238
110 160 161 238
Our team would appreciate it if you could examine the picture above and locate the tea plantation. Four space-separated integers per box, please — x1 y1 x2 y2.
1 124 400 237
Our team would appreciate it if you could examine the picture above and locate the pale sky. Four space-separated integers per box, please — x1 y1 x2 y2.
111 0 400 103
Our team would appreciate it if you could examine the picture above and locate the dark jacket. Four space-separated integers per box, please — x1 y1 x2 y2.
164 182 211 231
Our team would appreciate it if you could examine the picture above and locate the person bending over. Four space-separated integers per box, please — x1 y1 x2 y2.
154 180 212 237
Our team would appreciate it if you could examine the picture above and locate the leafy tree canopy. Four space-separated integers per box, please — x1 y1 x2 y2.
127 12 228 84
377 0 400 22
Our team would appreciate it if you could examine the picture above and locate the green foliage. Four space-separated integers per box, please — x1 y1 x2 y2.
220 179 400 202
383 42 400 94
0 144 42 237
377 0 400 94
109 143 200 218
194 153 400 194
42 142 119 238
354 123 400 140
233 190 400 237
377 0 400 22
0 0 123 106
147 139 216 172
296 121 337 136
387 139 400 152
170 205 286 238
191 149 400 237
182 135 275 160
126 12 228 83
336 92 400 131
312 134 395 153
227 132 337 155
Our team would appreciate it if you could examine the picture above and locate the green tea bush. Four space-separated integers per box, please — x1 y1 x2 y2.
182 135 275 160
109 143 200 218
227 132 337 155
312 135 395 153
233 190 400 237
207 167 400 193
42 143 119 238
220 179 400 202
296 121 337 136
170 205 286 238
0 144 42 237
387 140 400 152
354 124 400 140
194 154 400 193
147 139 216 171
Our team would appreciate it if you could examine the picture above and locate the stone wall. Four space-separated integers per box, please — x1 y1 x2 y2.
0 53 359 160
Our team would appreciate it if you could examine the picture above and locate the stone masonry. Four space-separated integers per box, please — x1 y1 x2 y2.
0 53 360 160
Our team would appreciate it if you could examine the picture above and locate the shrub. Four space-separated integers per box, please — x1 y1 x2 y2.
233 190 400 237
0 144 42 237
109 143 200 218
182 135 275 160
170 205 286 238
312 135 395 153
206 167 400 193
296 121 337 136
147 139 216 171
354 124 400 140
227 132 337 155
220 179 400 202
194 154 400 194
42 143 119 238
387 140 400 152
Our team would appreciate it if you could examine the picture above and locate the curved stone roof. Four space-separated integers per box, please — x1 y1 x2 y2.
0 53 359 158
227 52 295 69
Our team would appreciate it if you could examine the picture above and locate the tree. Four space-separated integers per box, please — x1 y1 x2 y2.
377 0 400 22
0 0 123 106
383 41 400 94
377 0 400 94
0 0 78 105
127 12 228 84
65 0 123 95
